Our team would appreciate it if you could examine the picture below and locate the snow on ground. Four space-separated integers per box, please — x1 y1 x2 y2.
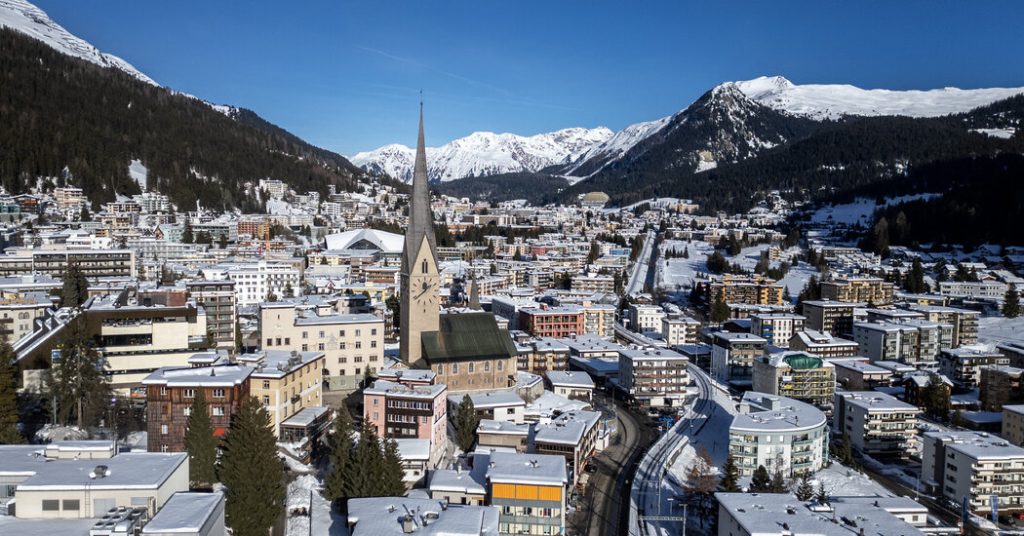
659 240 714 290
34 424 88 442
128 159 148 191
287 473 348 536
979 316 1024 345
971 128 1016 139
668 377 738 483
125 431 147 452
813 461 895 498
778 261 819 299
809 194 940 226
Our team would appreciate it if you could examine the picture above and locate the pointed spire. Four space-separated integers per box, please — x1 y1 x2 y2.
402 99 437 275
468 270 480 310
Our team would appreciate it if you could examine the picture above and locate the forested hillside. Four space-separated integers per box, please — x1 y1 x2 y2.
0 29 370 210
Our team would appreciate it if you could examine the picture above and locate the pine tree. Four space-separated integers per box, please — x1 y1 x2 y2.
720 455 740 492
183 390 216 490
454 395 479 453
769 468 787 493
816 482 830 505
48 320 109 426
351 421 385 497
60 262 90 309
324 408 355 506
1004 285 1020 318
182 218 194 243
906 258 926 293
750 465 771 492
682 246 689 259
380 437 407 497
794 473 815 501
0 341 23 444
710 291 730 324
219 396 284 536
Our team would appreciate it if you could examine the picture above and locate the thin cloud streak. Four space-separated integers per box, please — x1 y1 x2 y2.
357 45 512 96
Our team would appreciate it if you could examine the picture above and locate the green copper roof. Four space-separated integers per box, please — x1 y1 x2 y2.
422 312 518 363
782 353 824 370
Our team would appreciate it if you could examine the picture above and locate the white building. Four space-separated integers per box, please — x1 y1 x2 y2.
617 347 690 407
627 304 664 334
728 392 829 477
142 492 225 536
834 391 921 458
922 430 1024 516
661 316 700 346
202 261 301 305
749 313 806 348
716 493 929 536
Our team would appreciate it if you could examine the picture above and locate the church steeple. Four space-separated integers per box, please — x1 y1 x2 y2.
401 102 437 275
399 102 441 367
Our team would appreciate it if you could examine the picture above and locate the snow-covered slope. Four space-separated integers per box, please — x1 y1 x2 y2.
735 75 1024 120
0 0 157 86
562 116 671 177
351 127 613 182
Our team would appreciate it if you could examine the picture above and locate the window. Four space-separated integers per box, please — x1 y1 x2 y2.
161 424 169 435
355 356 363 363
437 364 444 374
422 259 428 274
484 362 490 372
262 380 271 389
63 499 80 511
266 337 273 346
42 500 59 511
159 386 167 396
373 412 379 420
213 407 225 416
275 337 281 346
468 363 475 373
373 398 379 406
507 408 516 415
356 329 362 337
339 330 346 337
318 343 325 351
183 407 191 417
355 341 362 349
213 389 225 398
340 342 346 350
319 331 325 338
302 344 308 351
262 396 270 405
371 328 377 336
302 331 308 339
371 341 378 348
184 389 195 398
497 361 503 372
284 337 290 345
452 363 459 374
338 357 347 364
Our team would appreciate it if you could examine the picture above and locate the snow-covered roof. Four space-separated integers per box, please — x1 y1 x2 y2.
476 419 529 436
449 390 524 409
715 491 926 536
17 452 187 491
324 228 404 254
731 392 827 434
546 370 594 389
534 410 600 446
429 458 488 495
281 406 330 428
142 492 223 534
347 497 499 536
395 438 430 461
837 391 920 412
369 380 446 399
525 391 588 419
924 431 1024 461
142 365 252 387
484 452 567 487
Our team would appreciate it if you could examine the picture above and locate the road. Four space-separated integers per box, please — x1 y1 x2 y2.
625 230 656 296
568 391 656 536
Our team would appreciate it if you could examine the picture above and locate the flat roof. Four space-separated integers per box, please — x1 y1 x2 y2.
293 312 382 326
281 406 330 428
142 492 223 534
477 419 529 436
368 379 447 399
731 392 827 433
924 431 1024 460
484 451 567 486
17 452 187 491
449 390 524 409
347 497 499 536
534 410 600 446
395 438 430 461
142 365 252 387
838 391 920 412
546 370 595 388
715 493 925 536
619 347 688 361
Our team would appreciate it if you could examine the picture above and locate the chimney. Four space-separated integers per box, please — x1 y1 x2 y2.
401 514 415 534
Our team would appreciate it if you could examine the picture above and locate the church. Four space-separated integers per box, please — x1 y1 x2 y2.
399 105 518 392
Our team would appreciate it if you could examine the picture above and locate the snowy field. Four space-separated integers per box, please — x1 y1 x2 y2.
286 473 347 536
809 194 939 226
979 316 1024 345
659 240 813 300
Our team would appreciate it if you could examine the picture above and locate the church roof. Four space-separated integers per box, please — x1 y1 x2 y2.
401 104 438 275
422 312 518 364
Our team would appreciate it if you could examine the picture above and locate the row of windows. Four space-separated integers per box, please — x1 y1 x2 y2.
437 360 504 375
336 355 378 364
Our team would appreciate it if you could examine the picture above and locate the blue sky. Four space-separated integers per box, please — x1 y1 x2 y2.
33 1 1024 155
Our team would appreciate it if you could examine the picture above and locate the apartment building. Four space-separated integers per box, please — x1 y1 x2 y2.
627 304 665 333
53 186 85 211
143 365 253 452
518 306 584 338
831 358 894 390
922 431 1024 516
752 352 835 409
980 365 1024 411
476 420 530 453
0 292 54 344
363 378 448 465
237 350 325 436
571 273 615 294
853 322 932 367
661 316 700 346
800 300 864 337
834 391 921 458
534 409 602 487
939 347 1008 389
939 280 1009 302
618 347 690 407
749 313 806 348
517 338 570 374
907 304 980 347
788 329 859 357
711 275 784 306
728 392 829 477
0 248 137 278
546 370 595 402
485 452 568 536
581 302 615 338
201 261 301 305
821 276 894 305
1003 405 1024 447
710 332 767 385
184 280 236 350
259 301 384 392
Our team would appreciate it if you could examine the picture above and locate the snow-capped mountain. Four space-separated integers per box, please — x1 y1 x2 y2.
562 116 671 178
0 0 157 86
734 75 1024 120
351 127 613 182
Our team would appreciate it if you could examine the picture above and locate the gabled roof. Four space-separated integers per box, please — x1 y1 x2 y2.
422 312 518 364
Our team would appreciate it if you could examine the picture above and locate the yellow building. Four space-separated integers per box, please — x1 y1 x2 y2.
821 276 895 305
237 349 325 437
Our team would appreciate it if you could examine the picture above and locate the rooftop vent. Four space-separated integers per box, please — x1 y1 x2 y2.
90 465 110 479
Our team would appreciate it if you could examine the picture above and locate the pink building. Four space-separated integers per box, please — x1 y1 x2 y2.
363 371 448 464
